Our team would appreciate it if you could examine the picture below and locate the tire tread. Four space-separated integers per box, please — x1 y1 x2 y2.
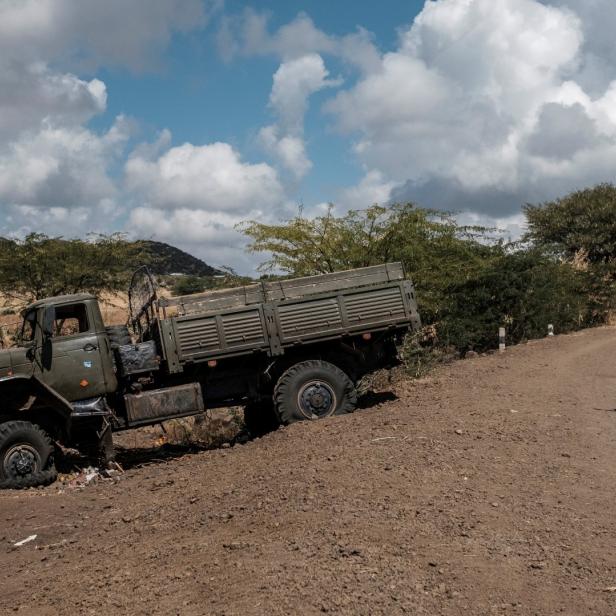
0 421 57 490
274 359 357 425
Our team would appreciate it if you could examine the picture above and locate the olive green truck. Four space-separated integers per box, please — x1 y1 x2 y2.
0 263 421 488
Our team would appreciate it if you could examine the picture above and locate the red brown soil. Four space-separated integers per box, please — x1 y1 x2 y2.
1 327 616 615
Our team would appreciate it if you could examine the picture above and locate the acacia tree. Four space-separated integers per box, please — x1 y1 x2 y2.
240 203 492 274
240 203 500 322
0 233 145 302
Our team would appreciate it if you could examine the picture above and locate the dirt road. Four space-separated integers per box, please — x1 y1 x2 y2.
2 328 616 615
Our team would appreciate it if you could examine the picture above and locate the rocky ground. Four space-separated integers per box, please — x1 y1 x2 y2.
1 327 616 615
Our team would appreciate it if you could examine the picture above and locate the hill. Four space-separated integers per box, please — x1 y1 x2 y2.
137 240 222 277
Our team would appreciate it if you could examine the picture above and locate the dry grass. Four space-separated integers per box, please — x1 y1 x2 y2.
112 408 244 452
98 291 130 326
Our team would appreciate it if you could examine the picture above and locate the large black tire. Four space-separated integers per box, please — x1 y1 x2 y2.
0 421 57 489
105 325 131 347
274 360 357 425
243 400 280 437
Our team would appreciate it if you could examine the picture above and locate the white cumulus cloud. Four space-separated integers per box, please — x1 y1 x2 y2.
258 126 313 181
217 10 381 73
0 0 214 240
550 0 616 93
0 116 130 211
0 60 106 141
125 141 285 212
324 0 616 218
337 170 398 210
269 54 337 135
125 139 291 270
0 0 213 72
258 53 338 180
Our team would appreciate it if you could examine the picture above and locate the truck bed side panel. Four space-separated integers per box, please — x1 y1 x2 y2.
173 306 269 362
274 283 410 344
264 263 404 302
276 297 342 338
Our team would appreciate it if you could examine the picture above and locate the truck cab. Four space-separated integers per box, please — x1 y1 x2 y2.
1 294 118 401
0 294 122 488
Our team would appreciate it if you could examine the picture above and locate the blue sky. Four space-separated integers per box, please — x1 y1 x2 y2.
95 1 425 206
1 0 616 272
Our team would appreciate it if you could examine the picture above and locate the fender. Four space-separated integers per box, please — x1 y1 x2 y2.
0 374 73 435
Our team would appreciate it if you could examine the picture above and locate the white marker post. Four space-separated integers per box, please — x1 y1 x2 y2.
499 327 506 353
548 324 554 337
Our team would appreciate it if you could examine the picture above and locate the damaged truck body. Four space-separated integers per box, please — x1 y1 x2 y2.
0 263 421 488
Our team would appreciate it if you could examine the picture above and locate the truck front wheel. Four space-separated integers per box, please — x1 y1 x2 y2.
274 360 357 424
0 421 58 489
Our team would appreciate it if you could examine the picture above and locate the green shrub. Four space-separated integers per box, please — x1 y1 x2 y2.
438 247 589 352
172 275 209 296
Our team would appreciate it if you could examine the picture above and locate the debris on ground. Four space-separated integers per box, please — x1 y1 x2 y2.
58 465 123 489
13 535 37 547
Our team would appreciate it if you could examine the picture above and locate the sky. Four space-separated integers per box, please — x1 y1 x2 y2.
1 0 616 273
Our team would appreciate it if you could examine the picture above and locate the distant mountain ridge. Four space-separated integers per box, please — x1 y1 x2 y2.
138 241 222 277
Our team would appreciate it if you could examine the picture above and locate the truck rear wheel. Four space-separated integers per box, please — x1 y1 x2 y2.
0 421 57 489
274 360 357 424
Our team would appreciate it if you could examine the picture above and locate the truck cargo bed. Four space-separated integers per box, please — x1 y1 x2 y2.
154 264 420 373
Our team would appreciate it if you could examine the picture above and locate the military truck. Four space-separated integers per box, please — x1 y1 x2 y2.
0 263 421 488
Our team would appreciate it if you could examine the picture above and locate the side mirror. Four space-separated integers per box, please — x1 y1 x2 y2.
42 306 56 338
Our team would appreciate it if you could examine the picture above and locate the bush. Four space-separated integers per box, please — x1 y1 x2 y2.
172 275 209 296
0 233 145 301
437 247 589 352
400 326 457 378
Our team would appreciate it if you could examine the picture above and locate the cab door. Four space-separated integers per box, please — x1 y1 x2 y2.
39 302 109 402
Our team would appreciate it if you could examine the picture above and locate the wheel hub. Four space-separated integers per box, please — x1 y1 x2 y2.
298 381 336 419
4 444 41 477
